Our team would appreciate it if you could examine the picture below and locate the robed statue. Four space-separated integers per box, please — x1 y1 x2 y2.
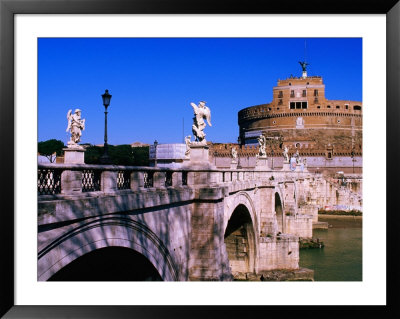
257 135 267 157
184 135 191 157
231 146 238 160
66 109 85 147
190 101 212 144
283 145 290 163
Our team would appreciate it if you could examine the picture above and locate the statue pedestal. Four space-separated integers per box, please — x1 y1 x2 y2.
183 143 215 169
255 156 269 170
282 162 291 171
230 161 238 170
63 147 85 164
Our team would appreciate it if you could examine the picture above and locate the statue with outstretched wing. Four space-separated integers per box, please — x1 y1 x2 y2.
190 101 212 143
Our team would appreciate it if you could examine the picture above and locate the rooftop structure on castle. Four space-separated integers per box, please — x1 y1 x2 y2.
237 67 362 160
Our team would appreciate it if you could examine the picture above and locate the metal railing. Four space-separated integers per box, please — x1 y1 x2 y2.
82 169 101 192
38 168 62 195
117 170 131 190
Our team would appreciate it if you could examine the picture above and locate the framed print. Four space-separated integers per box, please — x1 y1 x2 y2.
1 0 399 317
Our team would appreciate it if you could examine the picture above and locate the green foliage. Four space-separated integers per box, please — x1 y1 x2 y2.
318 209 362 216
84 145 103 164
131 146 149 166
38 139 65 162
84 145 149 166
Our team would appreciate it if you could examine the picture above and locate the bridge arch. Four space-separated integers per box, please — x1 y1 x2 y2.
224 192 258 276
38 216 180 281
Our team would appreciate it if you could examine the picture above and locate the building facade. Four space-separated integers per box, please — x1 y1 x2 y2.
236 71 362 173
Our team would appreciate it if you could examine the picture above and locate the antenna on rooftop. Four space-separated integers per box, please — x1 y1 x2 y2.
298 39 309 79
304 39 307 63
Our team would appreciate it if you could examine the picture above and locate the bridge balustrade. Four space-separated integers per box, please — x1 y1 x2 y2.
38 163 310 197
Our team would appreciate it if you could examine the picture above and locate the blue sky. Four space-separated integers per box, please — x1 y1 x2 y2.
38 38 362 145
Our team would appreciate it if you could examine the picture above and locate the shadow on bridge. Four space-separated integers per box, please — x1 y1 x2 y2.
38 187 191 281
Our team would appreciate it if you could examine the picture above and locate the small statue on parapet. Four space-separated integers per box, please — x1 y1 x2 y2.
231 146 238 160
66 109 85 147
184 135 191 157
257 135 267 158
283 145 290 163
294 149 301 164
190 101 212 144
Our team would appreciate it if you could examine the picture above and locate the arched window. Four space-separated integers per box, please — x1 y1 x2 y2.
354 105 362 111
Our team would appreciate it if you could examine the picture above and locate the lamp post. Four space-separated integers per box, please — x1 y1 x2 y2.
351 150 355 174
271 149 274 170
154 140 158 167
214 151 217 166
100 89 112 164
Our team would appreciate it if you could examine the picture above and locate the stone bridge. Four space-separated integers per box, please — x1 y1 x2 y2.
37 162 321 281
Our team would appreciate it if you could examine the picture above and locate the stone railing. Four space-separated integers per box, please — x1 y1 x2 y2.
38 163 191 196
37 163 313 197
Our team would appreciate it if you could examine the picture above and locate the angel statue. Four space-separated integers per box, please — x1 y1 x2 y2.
283 145 290 163
190 101 212 144
231 146 238 160
66 109 85 147
298 61 309 72
184 135 191 157
257 135 267 157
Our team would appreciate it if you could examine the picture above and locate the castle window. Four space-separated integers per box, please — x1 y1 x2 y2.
354 105 362 111
290 90 295 98
327 105 331 108
337 120 341 123
314 89 318 96
317 105 321 109
336 105 340 109
327 152 332 159
277 107 280 110
301 102 308 109
273 120 276 124
289 82 292 86
278 91 283 98
290 102 295 109
345 104 349 109
296 102 302 109
302 90 307 97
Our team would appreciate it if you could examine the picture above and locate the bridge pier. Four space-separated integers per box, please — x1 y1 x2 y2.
189 198 231 281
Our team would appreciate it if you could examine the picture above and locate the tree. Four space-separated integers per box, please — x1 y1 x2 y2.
38 139 65 163
131 146 149 166
84 144 149 166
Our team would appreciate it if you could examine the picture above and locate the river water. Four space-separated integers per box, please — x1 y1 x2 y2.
299 216 362 281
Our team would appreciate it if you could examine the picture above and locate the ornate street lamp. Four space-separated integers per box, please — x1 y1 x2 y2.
271 149 274 170
154 140 158 167
100 89 112 164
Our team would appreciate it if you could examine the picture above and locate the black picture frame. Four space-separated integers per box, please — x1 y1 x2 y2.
1 0 398 317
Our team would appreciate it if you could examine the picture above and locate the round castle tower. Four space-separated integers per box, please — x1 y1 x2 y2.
237 69 362 158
